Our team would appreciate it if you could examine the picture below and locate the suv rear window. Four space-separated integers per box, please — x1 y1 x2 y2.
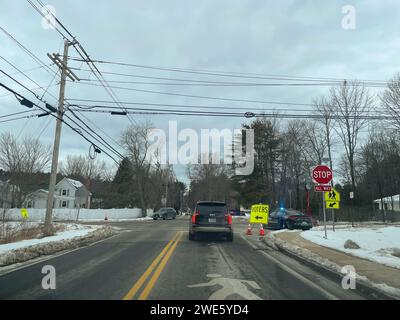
196 203 227 216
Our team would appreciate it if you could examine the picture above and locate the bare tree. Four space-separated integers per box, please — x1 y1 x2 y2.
120 121 153 216
60 154 109 181
187 153 231 206
302 119 327 165
381 72 400 129
0 132 51 206
313 96 336 170
329 81 374 195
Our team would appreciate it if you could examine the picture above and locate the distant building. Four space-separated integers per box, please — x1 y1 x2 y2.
373 195 400 212
24 178 92 209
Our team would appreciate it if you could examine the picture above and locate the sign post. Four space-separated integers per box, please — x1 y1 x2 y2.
312 165 333 239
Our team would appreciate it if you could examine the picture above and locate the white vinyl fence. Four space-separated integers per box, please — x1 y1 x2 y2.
1 208 154 222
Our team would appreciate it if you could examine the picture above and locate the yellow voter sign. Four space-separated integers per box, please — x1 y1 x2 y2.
21 208 29 219
250 204 269 224
325 188 340 202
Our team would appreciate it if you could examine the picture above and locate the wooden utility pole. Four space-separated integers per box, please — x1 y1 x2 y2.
44 40 79 235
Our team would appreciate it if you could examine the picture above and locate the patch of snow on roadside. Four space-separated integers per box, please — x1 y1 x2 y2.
301 226 400 269
0 224 99 253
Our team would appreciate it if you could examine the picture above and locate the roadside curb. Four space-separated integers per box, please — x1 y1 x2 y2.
0 225 117 267
262 235 398 300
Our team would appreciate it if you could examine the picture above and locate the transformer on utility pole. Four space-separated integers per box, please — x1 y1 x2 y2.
44 40 80 235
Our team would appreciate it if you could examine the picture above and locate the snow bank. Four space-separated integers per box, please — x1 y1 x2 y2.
301 226 400 269
4 208 146 222
0 224 116 266
0 223 95 253
262 233 400 299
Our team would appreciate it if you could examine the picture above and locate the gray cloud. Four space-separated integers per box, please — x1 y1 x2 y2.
1 0 399 183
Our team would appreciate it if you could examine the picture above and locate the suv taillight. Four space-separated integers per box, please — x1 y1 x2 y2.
225 213 232 225
192 211 199 224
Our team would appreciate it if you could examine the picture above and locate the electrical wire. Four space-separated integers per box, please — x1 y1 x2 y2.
0 25 57 76
67 57 388 86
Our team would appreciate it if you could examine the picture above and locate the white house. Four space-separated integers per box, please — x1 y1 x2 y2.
24 178 92 209
373 194 400 212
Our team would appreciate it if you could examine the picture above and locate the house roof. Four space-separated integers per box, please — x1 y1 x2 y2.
26 189 49 198
57 177 85 189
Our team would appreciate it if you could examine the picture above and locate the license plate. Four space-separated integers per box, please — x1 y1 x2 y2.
208 218 216 223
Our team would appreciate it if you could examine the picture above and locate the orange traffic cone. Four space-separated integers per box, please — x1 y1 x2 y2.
259 224 265 236
246 224 253 235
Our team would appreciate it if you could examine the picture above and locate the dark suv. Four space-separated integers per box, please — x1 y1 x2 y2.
189 201 233 241
153 207 177 220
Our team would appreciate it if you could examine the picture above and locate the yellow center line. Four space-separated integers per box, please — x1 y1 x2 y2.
122 231 180 300
138 231 183 300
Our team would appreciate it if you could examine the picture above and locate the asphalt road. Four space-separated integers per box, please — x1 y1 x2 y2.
0 216 366 300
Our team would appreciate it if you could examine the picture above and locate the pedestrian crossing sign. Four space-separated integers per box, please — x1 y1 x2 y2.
250 204 269 224
325 188 340 202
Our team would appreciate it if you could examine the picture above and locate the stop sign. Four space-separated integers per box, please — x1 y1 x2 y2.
312 165 333 184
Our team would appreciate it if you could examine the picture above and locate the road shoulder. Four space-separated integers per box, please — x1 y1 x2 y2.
269 230 400 299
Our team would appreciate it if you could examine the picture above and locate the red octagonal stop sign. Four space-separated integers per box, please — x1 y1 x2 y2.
312 165 333 184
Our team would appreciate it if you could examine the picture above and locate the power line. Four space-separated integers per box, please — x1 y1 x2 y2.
67 108 125 159
0 25 57 76
71 78 381 88
0 80 121 164
70 81 386 107
67 98 387 114
0 65 49 80
68 57 389 85
71 109 124 149
69 106 392 121
63 113 122 163
0 110 35 119
0 112 45 124
69 67 387 88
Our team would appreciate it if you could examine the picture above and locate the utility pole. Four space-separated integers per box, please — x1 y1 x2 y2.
44 40 79 235
165 163 169 207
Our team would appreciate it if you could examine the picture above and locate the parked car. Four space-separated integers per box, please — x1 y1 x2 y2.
267 208 313 230
153 207 177 220
229 209 242 216
189 201 233 241
241 209 251 217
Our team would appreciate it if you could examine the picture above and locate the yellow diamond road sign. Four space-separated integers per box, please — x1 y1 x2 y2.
325 188 340 202
250 204 269 224
326 200 340 209
21 208 29 219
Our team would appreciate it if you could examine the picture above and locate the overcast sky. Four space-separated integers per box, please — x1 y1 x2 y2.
1 0 400 184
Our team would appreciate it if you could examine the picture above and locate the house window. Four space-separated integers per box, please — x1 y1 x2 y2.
62 200 68 208
62 189 67 196
27 201 33 208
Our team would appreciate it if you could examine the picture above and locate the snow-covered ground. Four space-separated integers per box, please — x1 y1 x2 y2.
0 223 100 253
301 226 400 269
